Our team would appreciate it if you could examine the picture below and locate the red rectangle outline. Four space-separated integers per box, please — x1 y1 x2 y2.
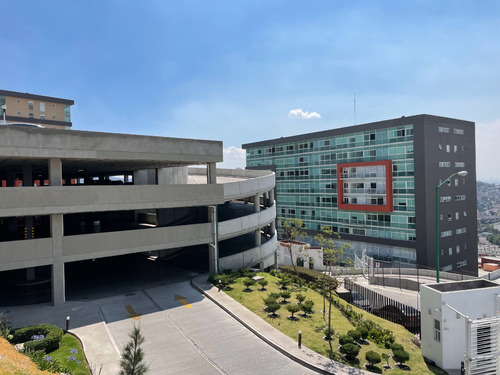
337 160 393 212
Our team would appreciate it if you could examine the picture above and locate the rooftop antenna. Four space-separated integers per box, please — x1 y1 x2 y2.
353 93 357 125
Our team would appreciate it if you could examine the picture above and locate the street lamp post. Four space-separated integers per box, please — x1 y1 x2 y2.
435 170 468 283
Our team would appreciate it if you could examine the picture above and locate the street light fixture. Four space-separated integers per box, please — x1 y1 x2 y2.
435 170 468 283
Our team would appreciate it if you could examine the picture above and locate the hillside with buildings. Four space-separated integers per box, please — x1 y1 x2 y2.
477 181 500 224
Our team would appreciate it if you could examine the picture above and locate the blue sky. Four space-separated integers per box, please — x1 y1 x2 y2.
2 1 500 181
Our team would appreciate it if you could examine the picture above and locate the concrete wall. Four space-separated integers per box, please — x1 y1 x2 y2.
218 205 275 240
0 184 223 216
0 238 54 271
219 234 277 271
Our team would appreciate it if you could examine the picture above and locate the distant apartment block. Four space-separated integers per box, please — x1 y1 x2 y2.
0 89 74 129
243 114 478 276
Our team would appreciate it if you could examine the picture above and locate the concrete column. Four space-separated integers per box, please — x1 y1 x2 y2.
269 190 276 235
48 159 62 186
255 230 262 247
208 206 219 274
264 192 269 207
6 171 16 233
254 194 260 212
269 189 275 206
207 163 217 184
51 214 65 306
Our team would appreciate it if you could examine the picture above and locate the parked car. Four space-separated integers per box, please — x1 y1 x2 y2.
350 292 373 312
374 304 420 329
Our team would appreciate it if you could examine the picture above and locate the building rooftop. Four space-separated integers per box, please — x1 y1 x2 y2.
429 279 499 293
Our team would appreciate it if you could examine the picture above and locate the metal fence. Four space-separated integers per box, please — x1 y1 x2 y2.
344 279 421 336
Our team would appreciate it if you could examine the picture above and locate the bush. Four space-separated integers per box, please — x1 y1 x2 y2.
365 350 382 366
12 324 63 353
348 329 361 342
0 312 12 339
339 334 354 346
301 299 314 316
242 277 255 290
286 304 301 319
324 327 334 340
393 349 410 366
279 290 291 303
357 326 369 341
22 349 70 374
390 343 404 353
340 343 360 360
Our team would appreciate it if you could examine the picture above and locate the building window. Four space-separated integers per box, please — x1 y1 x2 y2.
440 196 451 203
454 145 458 153
456 228 466 234
439 214 443 221
40 102 45 112
52 115 56 119
454 179 458 186
17 111 21 115
16 99 21 103
446 145 450 153
438 162 450 167
447 213 452 221
28 101 34 110
454 128 464 135
441 230 452 237
438 144 443 150
456 245 460 254
455 194 466 201
463 211 467 217
455 162 465 168
434 320 441 342
40 115 45 120
52 103 56 108
455 212 459 220
29 113 34 118
449 247 452 255
438 127 450 133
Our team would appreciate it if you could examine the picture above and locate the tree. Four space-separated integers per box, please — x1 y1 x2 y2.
340 343 360 361
365 351 382 367
281 218 309 287
119 325 148 375
242 277 255 291
315 226 351 340
279 290 291 303
300 299 314 317
286 304 301 320
392 350 410 367
265 302 281 318
257 279 268 291
296 293 306 305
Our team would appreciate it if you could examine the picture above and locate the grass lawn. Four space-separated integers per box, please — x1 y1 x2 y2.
49 333 91 375
222 272 447 375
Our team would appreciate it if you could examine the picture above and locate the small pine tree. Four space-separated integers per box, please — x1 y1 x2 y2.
365 351 382 367
119 325 149 375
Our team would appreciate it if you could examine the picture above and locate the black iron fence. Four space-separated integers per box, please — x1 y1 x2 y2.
343 279 421 336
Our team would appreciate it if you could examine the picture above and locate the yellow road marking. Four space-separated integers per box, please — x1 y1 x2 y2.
174 294 192 308
125 305 141 320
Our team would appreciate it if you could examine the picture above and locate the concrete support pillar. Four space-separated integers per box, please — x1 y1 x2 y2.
48 159 62 186
6 171 16 233
254 194 260 212
23 165 34 239
264 192 269 208
269 189 275 206
269 189 276 235
50 214 65 306
255 230 262 247
207 163 217 184
208 206 219 274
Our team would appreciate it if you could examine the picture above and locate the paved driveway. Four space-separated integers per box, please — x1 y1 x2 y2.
74 282 315 375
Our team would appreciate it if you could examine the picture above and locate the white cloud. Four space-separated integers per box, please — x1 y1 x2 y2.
218 146 246 169
288 108 321 120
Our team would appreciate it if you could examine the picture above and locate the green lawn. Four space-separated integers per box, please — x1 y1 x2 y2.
222 272 447 375
49 333 91 375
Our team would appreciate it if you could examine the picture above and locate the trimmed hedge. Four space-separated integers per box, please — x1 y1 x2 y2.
11 324 63 353
278 266 325 284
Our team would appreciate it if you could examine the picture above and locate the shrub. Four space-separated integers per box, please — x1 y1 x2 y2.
12 324 63 353
324 327 334 340
301 299 314 316
340 343 360 360
0 312 12 339
357 326 369 341
390 343 404 353
348 329 361 342
365 350 382 366
339 334 354 346
242 278 255 291
266 302 281 317
279 290 291 303
22 349 70 374
296 293 306 304
258 279 268 290
393 349 410 366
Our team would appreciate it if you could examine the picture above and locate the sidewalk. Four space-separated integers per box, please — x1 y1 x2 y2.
191 274 371 375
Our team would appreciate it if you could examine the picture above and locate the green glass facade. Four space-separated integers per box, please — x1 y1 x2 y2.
246 124 417 265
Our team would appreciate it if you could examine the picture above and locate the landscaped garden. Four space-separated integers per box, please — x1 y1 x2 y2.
210 268 448 375
0 313 91 375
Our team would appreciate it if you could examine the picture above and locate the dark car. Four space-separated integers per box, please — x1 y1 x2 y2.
374 304 420 330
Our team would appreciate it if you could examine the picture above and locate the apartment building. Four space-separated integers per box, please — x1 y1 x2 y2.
0 89 74 129
243 114 477 276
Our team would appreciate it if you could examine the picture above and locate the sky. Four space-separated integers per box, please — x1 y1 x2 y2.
2 1 500 182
